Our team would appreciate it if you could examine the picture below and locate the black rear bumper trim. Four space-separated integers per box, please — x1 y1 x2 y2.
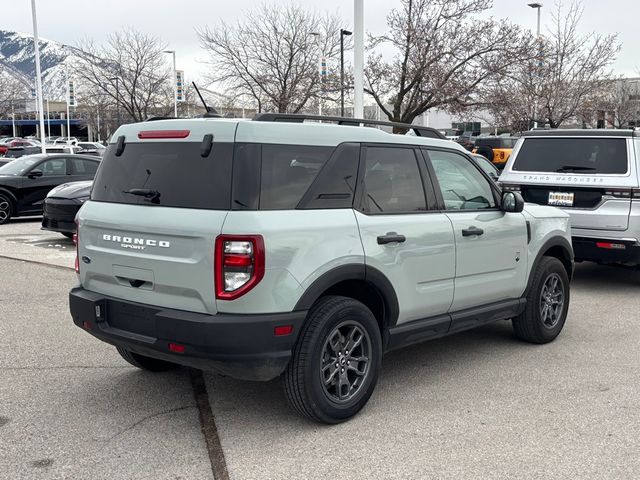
69 287 306 381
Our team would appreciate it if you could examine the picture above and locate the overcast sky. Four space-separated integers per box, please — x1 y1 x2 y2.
3 0 638 82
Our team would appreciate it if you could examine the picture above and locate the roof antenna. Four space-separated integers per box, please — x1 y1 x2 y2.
192 82 221 118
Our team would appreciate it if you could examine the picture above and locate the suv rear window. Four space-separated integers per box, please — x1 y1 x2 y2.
513 138 628 174
91 142 232 209
260 144 333 209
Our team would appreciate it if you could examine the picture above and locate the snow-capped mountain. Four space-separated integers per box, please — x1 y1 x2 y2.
0 30 86 100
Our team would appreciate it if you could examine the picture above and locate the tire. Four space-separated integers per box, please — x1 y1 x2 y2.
513 257 570 344
283 295 382 424
116 346 179 372
477 147 494 162
0 193 13 225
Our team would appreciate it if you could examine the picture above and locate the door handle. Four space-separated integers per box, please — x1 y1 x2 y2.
377 232 406 245
462 226 484 237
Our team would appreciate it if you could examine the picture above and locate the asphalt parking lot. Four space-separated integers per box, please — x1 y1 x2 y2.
1 218 639 479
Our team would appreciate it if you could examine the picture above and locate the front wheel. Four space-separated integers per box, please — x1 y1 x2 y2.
283 296 382 424
0 193 13 225
513 256 570 344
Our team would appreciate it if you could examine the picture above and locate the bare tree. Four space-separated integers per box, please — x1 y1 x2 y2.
0 68 28 117
482 1 620 130
197 4 346 113
75 29 173 123
365 0 532 130
597 78 640 129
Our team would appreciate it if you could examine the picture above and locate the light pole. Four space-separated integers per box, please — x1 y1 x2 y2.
353 0 364 119
528 2 543 129
340 29 352 117
310 32 323 116
46 99 50 138
30 0 46 153
164 50 177 117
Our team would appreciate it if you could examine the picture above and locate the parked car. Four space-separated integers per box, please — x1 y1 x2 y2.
473 136 518 168
77 142 106 157
53 137 79 146
456 131 481 151
69 114 573 423
3 146 42 158
42 180 92 238
0 139 38 156
471 153 500 180
500 129 640 268
0 154 100 224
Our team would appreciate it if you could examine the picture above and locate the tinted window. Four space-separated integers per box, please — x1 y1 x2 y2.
300 143 359 209
472 154 499 178
260 145 332 210
71 158 99 175
513 138 628 174
429 150 496 210
361 147 427 213
92 142 232 210
39 158 67 176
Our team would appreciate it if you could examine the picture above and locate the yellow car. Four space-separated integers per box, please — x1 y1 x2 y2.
472 137 518 168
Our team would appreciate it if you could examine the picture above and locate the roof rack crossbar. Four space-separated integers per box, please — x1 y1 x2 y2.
252 113 446 140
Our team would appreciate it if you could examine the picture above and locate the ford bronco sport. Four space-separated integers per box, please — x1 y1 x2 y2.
69 114 573 423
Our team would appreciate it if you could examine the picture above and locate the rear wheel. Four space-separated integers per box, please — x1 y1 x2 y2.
116 346 179 372
283 296 382 424
0 193 13 225
513 256 569 343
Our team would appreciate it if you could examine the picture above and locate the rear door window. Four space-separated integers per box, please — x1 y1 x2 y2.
38 158 67 176
360 146 428 214
259 145 333 209
71 158 99 175
513 138 628 174
91 141 232 209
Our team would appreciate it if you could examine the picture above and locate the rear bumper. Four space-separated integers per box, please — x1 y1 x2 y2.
572 236 640 266
69 287 306 381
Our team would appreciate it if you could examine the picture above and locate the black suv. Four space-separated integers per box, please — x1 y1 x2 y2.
0 154 100 224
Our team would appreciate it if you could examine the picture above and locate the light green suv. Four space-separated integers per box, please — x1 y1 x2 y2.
69 113 574 423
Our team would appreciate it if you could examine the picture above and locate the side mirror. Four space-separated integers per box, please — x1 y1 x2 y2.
502 191 524 213
28 169 43 179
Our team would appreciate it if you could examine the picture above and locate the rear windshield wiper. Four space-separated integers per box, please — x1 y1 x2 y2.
555 165 596 172
123 188 161 204
123 188 160 198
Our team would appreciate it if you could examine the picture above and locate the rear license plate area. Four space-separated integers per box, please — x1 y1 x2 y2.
548 191 574 207
107 301 157 337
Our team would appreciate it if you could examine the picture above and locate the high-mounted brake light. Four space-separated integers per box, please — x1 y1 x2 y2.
215 235 265 300
137 130 190 139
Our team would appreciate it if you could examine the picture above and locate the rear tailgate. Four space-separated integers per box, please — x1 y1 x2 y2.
502 136 637 231
77 119 237 315
78 202 226 314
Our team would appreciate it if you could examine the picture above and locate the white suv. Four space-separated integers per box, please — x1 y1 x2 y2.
69 114 574 423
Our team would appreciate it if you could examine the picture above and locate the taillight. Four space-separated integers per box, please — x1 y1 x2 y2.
596 242 626 250
215 235 265 300
73 221 79 274
604 189 632 199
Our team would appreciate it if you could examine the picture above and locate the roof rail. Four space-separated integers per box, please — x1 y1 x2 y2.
252 113 447 140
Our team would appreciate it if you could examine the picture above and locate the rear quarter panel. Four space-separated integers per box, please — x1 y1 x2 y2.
218 209 363 314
